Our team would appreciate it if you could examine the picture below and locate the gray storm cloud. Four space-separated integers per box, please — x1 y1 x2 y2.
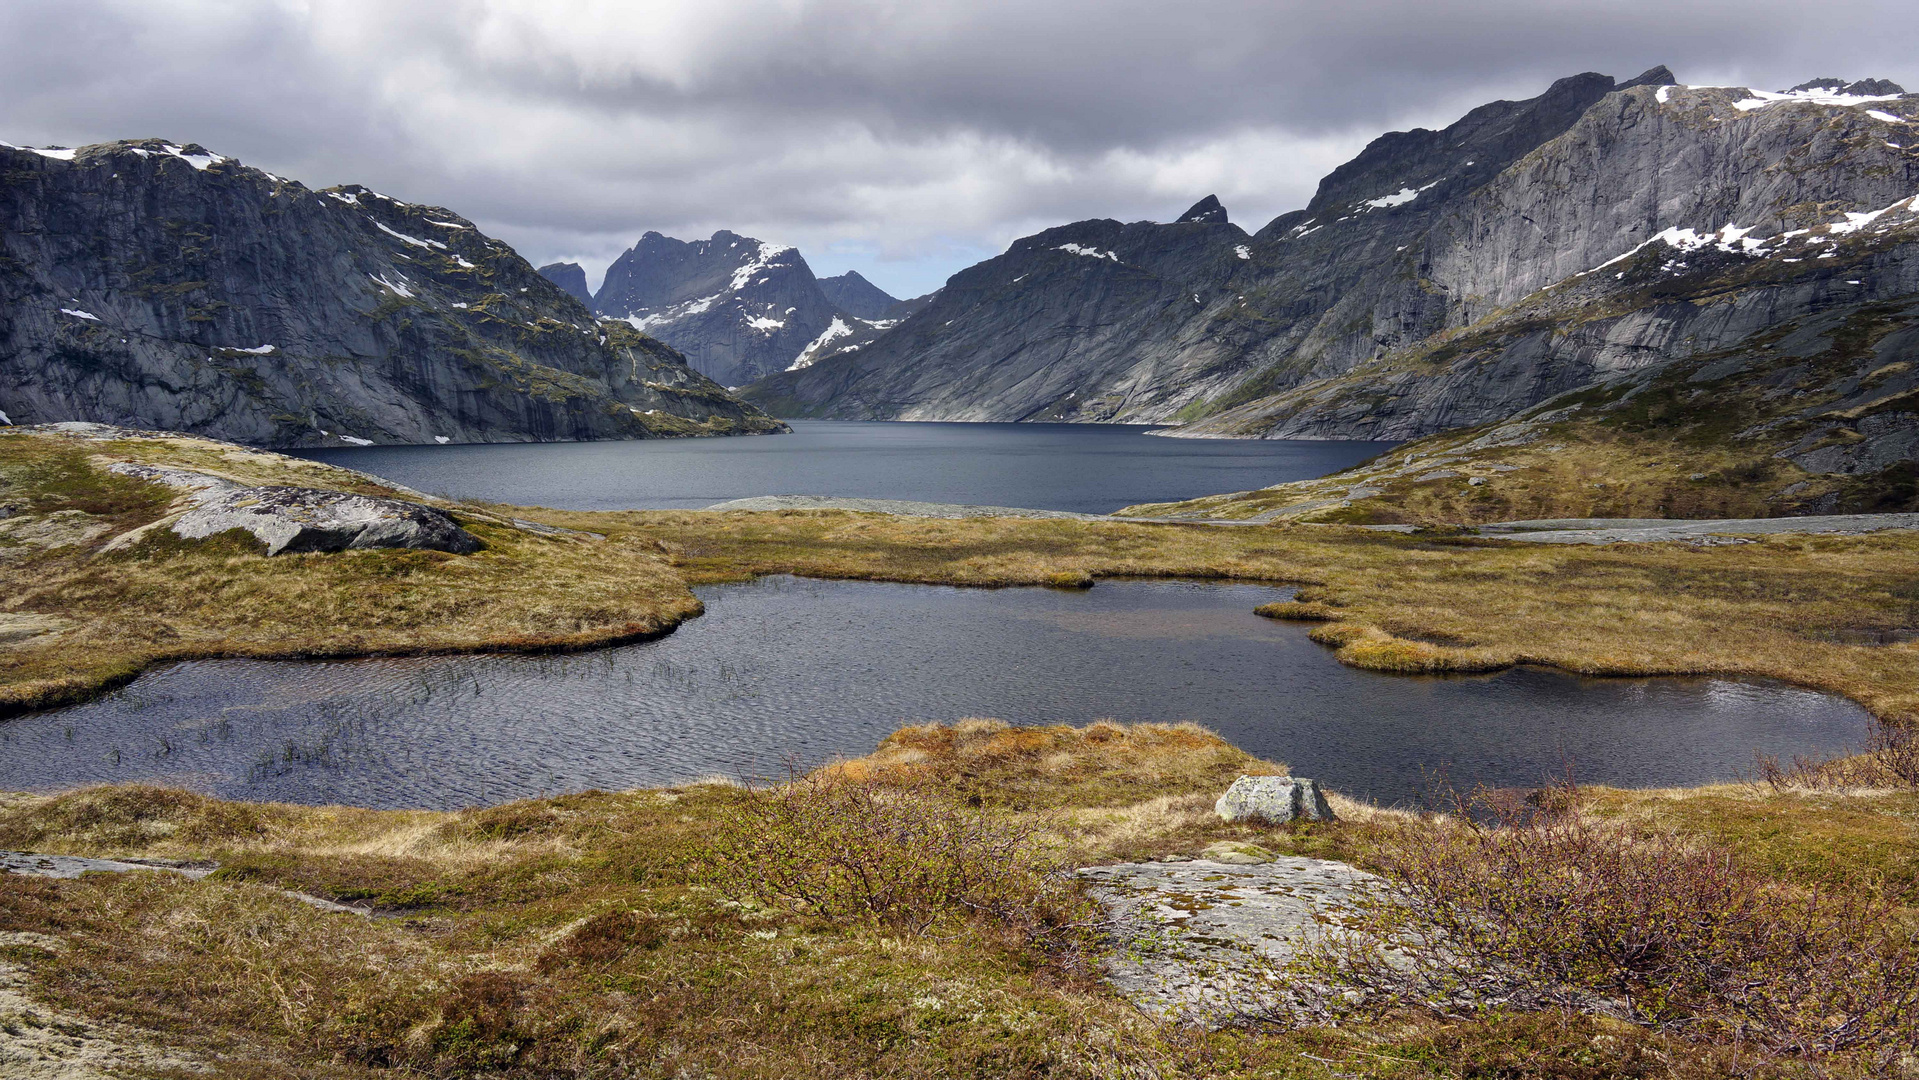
4 0 1916 295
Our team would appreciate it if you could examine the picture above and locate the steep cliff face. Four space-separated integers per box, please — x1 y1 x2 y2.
1125 193 1919 522
745 200 1262 421
743 74 1643 421
0 139 785 447
1175 79 1919 439
594 231 889 387
746 69 1919 453
537 261 594 309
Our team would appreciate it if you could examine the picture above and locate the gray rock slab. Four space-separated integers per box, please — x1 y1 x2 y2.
0 851 214 880
2 851 370 915
1463 512 1919 545
170 485 484 555
1079 856 1382 1024
112 460 483 555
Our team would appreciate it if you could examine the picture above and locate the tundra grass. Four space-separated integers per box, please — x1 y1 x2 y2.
0 429 700 715
6 722 1903 1079
3 425 1916 724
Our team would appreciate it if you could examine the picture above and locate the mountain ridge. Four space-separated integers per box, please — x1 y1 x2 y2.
742 65 1919 492
590 230 899 387
0 138 786 447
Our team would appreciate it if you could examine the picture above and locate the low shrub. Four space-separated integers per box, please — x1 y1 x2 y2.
707 769 1087 937
1305 782 1919 1068
1759 717 1919 790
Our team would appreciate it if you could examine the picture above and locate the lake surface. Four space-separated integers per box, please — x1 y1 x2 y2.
0 579 1867 810
297 421 1394 514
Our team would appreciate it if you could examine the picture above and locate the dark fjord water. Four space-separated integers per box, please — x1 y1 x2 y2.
1 579 1866 810
297 420 1396 514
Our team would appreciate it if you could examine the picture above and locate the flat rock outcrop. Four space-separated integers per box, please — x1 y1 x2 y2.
1079 855 1384 1024
108 461 481 555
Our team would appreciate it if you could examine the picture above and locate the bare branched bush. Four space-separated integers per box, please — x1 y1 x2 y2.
708 768 1088 937
1305 781 1919 1068
1759 717 1919 790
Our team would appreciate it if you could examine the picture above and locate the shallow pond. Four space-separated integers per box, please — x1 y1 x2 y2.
0 578 1868 809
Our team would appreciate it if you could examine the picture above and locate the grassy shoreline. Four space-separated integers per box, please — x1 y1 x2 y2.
0 425 1914 724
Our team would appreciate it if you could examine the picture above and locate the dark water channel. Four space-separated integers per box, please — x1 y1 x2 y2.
0 578 1867 809
297 420 1396 514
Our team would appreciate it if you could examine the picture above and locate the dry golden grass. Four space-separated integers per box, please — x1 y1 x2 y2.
828 718 1285 808
1121 426 1818 526
6 427 1916 730
0 429 702 715
5 724 1908 1078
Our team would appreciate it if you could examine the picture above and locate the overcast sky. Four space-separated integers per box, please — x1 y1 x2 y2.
5 1 1917 298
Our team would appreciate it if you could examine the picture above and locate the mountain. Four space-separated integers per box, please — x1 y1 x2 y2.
743 70 1668 423
1126 197 1919 521
745 65 1919 493
594 231 897 387
0 139 786 447
817 271 900 320
537 261 594 309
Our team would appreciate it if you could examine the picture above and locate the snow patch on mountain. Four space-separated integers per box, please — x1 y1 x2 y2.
1363 180 1442 210
1734 87 1903 112
1057 243 1120 261
370 273 415 299
1 142 77 161
787 317 855 371
730 242 797 291
373 221 446 250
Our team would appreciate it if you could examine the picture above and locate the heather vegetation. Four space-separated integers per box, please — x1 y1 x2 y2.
0 722 1915 1077
2 428 1917 1076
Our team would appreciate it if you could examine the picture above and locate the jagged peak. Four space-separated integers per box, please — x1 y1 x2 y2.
1789 77 1906 97
3 137 230 170
1175 195 1229 225
1617 65 1677 90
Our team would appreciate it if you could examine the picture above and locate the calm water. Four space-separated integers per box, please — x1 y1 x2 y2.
296 421 1395 514
0 579 1866 809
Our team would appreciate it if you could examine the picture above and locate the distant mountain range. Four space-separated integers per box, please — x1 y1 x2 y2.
0 139 786 446
539 235 926 387
740 69 1919 514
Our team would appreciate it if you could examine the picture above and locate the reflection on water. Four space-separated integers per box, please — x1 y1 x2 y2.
0 577 1869 810
296 420 1397 515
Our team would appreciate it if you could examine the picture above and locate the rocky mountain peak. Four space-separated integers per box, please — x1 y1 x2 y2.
595 230 885 386
1290 70 1617 227
745 60 1919 473
537 262 593 310
817 271 900 320
1175 195 1229 225
1789 77 1906 96
1616 65 1676 90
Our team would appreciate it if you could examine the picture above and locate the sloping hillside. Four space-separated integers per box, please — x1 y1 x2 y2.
0 139 786 447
